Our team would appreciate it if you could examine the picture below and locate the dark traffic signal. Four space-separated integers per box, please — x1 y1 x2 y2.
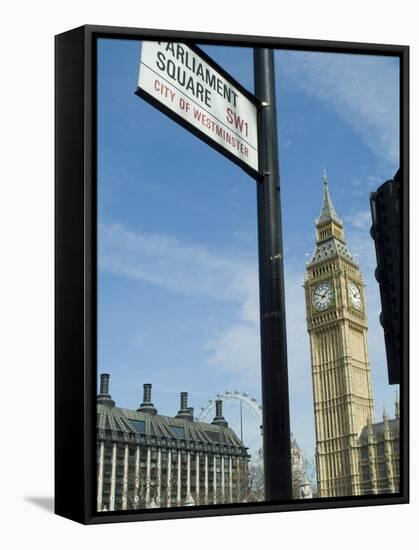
370 170 401 385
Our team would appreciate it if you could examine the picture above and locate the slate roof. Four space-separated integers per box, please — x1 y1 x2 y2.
97 403 247 452
308 236 356 266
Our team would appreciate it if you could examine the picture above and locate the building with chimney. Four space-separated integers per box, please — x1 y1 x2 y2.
96 374 250 512
304 172 400 497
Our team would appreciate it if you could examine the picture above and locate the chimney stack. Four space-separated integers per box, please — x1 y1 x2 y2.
181 392 188 410
143 383 152 403
137 383 157 415
97 373 115 407
176 392 193 421
100 374 109 394
212 399 228 428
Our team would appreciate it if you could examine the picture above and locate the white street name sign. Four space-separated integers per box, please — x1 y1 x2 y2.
137 41 260 176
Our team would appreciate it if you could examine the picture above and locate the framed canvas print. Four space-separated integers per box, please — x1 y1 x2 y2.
55 25 409 524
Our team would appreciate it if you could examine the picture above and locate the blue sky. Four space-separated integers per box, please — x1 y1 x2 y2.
97 38 400 466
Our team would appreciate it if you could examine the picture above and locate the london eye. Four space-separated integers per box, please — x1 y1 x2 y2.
198 390 265 500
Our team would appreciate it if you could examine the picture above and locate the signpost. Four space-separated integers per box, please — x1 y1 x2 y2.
136 42 292 501
136 41 259 176
254 48 292 501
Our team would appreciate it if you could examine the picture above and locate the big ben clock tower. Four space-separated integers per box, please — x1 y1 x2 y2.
304 172 375 497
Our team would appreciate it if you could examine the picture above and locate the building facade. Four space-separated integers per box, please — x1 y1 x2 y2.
358 404 400 494
96 375 249 511
291 437 313 499
304 173 399 497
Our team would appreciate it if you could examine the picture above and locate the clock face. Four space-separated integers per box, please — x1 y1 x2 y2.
312 282 334 311
348 282 362 310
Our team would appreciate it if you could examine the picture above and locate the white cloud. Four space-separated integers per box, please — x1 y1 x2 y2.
206 323 260 378
100 222 314 392
351 174 386 197
100 223 269 389
207 260 313 395
99 222 261 380
345 210 372 230
99 222 253 303
277 51 400 165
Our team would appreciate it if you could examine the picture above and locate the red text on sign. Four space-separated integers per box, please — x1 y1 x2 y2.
154 79 176 102
193 108 249 158
226 108 249 137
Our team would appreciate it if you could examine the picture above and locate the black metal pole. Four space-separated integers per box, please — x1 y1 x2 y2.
254 48 292 501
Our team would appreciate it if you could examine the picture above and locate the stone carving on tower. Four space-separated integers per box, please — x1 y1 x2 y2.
304 171 375 497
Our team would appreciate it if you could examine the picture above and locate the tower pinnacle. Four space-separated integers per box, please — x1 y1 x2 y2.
317 171 342 227
308 172 356 268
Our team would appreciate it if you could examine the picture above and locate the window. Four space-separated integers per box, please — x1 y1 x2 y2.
170 426 185 439
380 462 387 477
206 431 220 443
362 464 370 481
128 419 145 434
376 443 384 457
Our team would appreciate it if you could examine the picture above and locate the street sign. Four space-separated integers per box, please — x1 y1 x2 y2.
136 41 260 177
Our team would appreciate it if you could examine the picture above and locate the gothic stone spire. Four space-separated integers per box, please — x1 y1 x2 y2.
316 169 343 227
307 171 356 267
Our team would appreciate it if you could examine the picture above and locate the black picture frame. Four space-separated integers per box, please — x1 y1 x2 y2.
55 24 409 525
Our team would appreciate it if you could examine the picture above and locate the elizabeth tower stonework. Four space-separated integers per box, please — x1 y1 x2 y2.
304 173 375 497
